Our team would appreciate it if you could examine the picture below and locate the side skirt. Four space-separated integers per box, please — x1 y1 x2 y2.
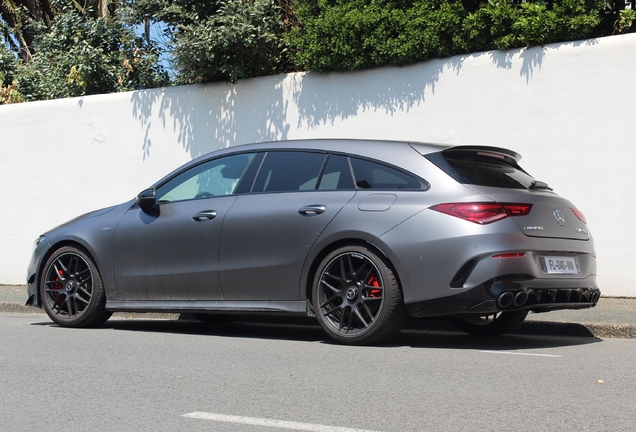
106 300 308 316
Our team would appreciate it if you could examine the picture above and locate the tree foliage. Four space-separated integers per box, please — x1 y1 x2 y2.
1 0 635 104
462 0 603 52
1 0 168 103
287 0 606 72
0 0 53 62
131 0 295 84
0 42 23 103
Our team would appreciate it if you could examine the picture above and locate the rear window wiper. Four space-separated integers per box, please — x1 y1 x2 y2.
529 180 553 191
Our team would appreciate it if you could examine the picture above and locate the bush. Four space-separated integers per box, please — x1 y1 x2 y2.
15 1 168 101
0 44 24 104
287 0 467 71
170 0 292 83
288 0 606 72
462 0 602 52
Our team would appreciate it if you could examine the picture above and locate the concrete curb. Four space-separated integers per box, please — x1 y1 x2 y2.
3 302 633 339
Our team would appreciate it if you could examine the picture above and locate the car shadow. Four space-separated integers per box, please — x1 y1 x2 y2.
393 328 600 351
32 314 601 350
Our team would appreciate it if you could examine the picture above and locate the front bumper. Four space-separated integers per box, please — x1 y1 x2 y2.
25 236 50 308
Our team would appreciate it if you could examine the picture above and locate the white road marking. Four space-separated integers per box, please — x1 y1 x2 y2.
182 412 381 432
479 350 562 358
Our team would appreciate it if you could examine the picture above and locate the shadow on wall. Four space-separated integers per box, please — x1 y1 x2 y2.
489 38 598 82
130 75 292 159
129 38 595 159
129 58 469 158
290 56 465 130
283 42 584 129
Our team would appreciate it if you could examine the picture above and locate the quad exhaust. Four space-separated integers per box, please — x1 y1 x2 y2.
496 290 528 309
495 288 600 310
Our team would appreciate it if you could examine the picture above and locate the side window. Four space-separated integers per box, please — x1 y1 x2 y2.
350 157 423 190
318 154 354 190
157 153 255 203
253 152 327 193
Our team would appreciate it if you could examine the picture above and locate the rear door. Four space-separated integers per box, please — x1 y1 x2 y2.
219 152 356 300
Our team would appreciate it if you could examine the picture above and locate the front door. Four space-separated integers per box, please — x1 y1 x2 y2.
113 197 236 301
112 152 256 301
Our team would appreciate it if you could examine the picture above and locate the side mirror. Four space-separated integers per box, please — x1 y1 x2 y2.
137 188 158 215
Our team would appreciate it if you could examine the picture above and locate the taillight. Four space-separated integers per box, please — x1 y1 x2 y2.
571 208 587 224
430 202 532 225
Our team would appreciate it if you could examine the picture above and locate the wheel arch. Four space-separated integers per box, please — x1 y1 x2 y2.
303 238 403 310
33 240 102 307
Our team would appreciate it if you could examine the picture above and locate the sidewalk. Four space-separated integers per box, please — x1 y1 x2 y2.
2 284 634 338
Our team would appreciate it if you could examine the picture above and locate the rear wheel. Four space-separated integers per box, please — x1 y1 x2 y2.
40 246 111 327
453 310 528 336
312 245 408 345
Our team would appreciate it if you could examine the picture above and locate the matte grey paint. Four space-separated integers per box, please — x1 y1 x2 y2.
26 139 599 321
219 191 355 301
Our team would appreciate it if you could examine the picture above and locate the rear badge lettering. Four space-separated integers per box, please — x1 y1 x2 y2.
524 226 544 231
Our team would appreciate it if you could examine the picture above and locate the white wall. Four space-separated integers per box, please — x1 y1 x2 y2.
1 33 634 296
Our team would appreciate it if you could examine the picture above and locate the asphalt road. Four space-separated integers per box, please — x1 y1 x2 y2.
2 313 635 431
3 284 636 339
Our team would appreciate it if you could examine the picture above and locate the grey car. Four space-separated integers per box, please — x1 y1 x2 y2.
26 139 600 344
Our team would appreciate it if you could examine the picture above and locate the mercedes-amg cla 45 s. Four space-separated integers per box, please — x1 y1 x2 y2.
27 139 600 344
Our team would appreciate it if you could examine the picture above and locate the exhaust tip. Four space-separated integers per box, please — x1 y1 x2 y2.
591 291 600 305
513 291 528 307
497 292 514 308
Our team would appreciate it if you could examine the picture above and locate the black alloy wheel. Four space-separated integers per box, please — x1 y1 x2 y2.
313 245 408 345
40 246 111 327
453 310 529 336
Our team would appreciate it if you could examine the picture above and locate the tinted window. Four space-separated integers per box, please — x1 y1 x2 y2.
157 153 255 203
350 158 423 190
253 152 327 193
436 152 535 189
318 155 355 190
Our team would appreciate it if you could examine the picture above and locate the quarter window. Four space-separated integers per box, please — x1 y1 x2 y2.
350 158 423 190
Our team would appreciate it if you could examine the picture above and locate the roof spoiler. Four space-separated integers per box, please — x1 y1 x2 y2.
443 145 522 164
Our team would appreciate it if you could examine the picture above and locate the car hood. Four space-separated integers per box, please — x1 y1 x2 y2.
43 201 132 236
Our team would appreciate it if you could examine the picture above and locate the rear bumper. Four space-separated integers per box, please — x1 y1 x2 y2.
405 275 600 318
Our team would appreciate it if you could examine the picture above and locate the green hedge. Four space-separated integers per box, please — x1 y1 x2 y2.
287 0 608 72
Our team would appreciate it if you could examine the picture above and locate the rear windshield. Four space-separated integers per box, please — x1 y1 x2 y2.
426 150 535 189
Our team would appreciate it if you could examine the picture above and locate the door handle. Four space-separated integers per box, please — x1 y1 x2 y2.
192 210 217 221
298 205 326 216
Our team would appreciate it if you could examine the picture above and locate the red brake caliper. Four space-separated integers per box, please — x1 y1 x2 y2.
54 270 64 290
366 274 382 298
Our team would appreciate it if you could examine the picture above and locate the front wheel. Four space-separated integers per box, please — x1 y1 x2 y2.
40 246 111 327
312 245 408 345
453 310 528 336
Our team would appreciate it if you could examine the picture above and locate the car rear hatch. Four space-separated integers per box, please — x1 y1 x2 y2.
418 145 589 241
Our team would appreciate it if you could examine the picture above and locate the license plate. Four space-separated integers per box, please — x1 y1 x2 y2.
540 256 580 274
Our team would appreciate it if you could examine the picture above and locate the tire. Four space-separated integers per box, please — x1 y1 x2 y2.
312 245 408 345
453 310 528 336
40 246 112 327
